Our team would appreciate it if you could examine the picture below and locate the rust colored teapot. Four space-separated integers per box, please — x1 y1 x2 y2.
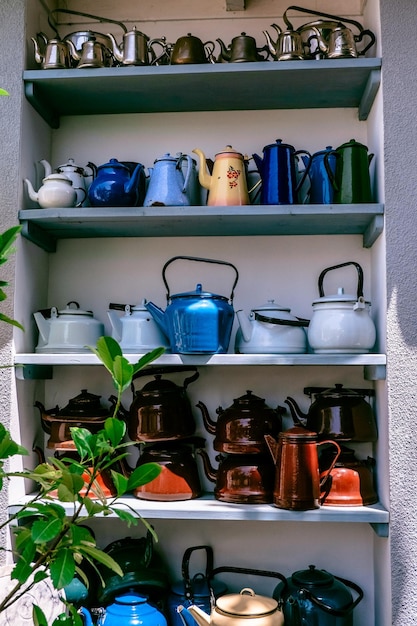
319 445 378 506
196 391 284 454
126 367 199 442
196 449 275 504
265 428 341 510
285 384 378 442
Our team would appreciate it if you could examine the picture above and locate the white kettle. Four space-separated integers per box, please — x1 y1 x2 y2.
235 300 309 354
34 301 104 353
307 261 376 353
107 300 170 352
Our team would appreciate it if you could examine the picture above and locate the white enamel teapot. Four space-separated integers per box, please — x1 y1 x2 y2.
40 158 96 207
34 301 104 353
107 300 170 352
307 261 376 353
24 173 78 209
235 299 309 354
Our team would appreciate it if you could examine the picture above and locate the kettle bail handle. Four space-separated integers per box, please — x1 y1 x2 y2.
209 565 288 596
182 545 214 600
318 261 364 299
283 5 366 34
298 575 364 616
47 8 127 38
254 312 310 327
162 256 239 302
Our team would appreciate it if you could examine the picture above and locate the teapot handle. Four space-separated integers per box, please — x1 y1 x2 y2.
254 312 310 327
47 8 127 38
209 565 288 594
283 5 366 35
162 256 239 303
182 545 214 600
297 575 364 616
354 29 376 56
317 261 364 299
294 150 311 193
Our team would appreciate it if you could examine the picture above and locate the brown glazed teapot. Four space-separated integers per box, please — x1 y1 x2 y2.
196 391 284 454
265 428 341 510
126 366 199 442
35 389 116 449
196 450 275 504
285 384 378 442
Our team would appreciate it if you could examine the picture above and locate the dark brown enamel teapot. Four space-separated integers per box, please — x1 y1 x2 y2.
196 449 275 504
126 366 199 442
285 384 378 442
196 391 284 454
35 389 116 449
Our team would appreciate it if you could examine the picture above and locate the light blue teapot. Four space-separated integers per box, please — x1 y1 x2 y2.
143 153 196 206
79 593 168 626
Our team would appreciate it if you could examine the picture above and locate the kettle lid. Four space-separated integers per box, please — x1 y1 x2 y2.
232 390 267 407
216 589 278 616
312 287 370 305
57 301 94 317
56 157 85 173
215 145 244 159
59 388 108 418
97 158 129 171
291 565 334 588
252 300 291 314
171 283 229 302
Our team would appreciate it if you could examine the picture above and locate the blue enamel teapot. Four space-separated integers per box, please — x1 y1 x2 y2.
143 153 197 207
145 256 239 354
88 158 146 207
79 593 168 626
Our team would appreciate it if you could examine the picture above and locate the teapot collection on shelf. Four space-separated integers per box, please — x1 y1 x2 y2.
63 537 364 626
23 138 374 210
33 257 377 356
31 6 376 70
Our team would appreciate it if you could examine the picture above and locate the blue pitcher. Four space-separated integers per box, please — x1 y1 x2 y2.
306 146 337 204
80 593 168 626
87 158 146 207
253 139 311 205
144 153 195 207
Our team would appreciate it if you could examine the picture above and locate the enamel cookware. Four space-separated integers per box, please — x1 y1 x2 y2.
108 300 170 352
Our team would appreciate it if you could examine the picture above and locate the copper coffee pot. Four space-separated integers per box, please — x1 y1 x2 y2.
265 428 341 511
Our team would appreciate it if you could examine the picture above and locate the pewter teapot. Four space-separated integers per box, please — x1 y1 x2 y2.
217 33 269 63
31 32 75 69
263 23 308 61
69 35 109 68
171 33 215 64
107 26 153 66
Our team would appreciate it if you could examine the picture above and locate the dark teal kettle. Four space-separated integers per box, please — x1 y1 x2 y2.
80 593 168 626
145 256 239 354
324 139 374 203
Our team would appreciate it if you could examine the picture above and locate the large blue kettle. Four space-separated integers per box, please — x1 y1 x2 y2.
253 139 311 205
145 256 239 354
80 593 168 626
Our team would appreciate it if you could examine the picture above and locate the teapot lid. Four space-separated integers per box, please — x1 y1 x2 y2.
56 158 84 173
308 383 367 401
279 426 317 441
139 374 182 393
215 145 244 159
56 301 94 317
171 283 229 302
337 138 368 151
154 153 179 163
312 287 370 305
263 138 295 151
42 173 73 184
114 593 148 605
216 588 278 616
59 388 109 418
252 300 291 313
291 565 334 588
231 390 268 407
97 158 129 171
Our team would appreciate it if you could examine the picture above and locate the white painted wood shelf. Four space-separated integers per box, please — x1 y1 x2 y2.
8 494 389 537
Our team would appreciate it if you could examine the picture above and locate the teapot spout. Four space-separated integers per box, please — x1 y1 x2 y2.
144 301 169 338
33 310 50 344
195 401 217 435
236 309 253 343
106 32 123 63
195 449 217 483
31 33 47 65
107 309 123 342
78 607 94 626
285 396 308 427
262 29 278 57
24 178 39 203
178 605 211 626
216 37 230 62
192 148 212 191
39 159 52 177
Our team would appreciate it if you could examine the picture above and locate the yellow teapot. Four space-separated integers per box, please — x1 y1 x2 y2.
193 146 256 206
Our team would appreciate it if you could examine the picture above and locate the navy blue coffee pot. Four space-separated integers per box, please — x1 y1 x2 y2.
306 146 337 204
88 158 146 207
253 139 311 205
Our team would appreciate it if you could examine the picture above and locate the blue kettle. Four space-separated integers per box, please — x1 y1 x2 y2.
143 153 195 207
253 139 311 205
145 256 239 354
80 593 168 626
88 158 146 207
306 146 337 204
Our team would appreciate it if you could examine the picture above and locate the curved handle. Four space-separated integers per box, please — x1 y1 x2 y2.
318 261 364 299
130 366 200 394
283 5 365 34
317 440 341 491
182 546 214 600
162 256 239 303
177 154 193 194
74 186 87 208
323 150 339 191
48 8 127 39
294 150 311 193
254 312 310 327
299 575 364 616
209 566 288 599
354 29 376 55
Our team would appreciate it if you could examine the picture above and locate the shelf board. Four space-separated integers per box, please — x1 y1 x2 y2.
23 58 382 128
19 204 384 252
8 493 389 536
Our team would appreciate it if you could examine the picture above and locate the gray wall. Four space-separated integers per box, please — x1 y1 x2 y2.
380 0 417 622
1 0 417 622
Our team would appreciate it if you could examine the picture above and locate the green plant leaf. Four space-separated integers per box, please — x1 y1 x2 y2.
31 517 63 543
127 462 162 490
33 604 48 626
0 423 28 459
57 471 85 502
104 416 126 447
50 548 75 588
0 312 24 330
110 470 129 496
69 524 95 546
89 336 122 374
0 88 10 96
70 427 96 459
110 508 139 526
83 497 106 516
77 544 124 577
12 539 37 582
